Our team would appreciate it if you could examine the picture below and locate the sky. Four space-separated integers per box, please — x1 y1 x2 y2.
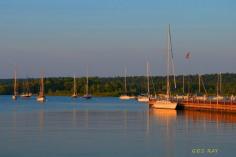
0 0 235 78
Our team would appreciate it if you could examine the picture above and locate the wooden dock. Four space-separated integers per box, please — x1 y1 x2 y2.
149 99 236 113
177 101 236 113
178 100 236 113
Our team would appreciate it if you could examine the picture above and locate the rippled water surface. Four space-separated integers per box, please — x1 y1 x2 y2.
0 96 235 157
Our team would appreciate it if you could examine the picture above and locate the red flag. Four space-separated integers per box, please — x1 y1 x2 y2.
185 52 191 59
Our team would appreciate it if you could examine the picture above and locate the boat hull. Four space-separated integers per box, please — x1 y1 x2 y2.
71 94 78 98
37 96 45 102
82 95 92 99
21 93 32 98
152 100 177 110
119 95 131 100
137 96 149 102
12 95 17 100
212 96 224 101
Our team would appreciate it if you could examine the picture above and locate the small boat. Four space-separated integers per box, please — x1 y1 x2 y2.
82 94 92 99
21 79 32 98
37 96 45 102
82 68 92 99
120 95 131 100
137 62 150 103
151 25 177 110
175 75 189 100
71 75 78 98
137 95 149 102
230 95 235 101
37 74 45 102
212 95 224 101
71 94 78 98
21 93 32 98
195 94 208 101
193 74 208 101
12 70 17 100
212 73 224 101
119 68 132 100
12 95 17 100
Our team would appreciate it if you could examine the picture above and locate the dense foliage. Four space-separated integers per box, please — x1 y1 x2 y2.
1 73 236 96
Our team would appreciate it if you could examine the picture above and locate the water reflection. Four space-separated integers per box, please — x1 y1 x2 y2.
6 109 236 137
178 110 236 124
150 109 177 157
1 106 236 157
39 110 44 131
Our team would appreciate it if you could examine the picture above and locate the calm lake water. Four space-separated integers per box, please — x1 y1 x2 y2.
0 96 236 157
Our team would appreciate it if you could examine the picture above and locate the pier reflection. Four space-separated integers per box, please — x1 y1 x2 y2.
178 110 236 124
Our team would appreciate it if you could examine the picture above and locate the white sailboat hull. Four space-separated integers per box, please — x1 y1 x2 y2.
152 100 177 110
12 95 17 100
195 96 207 101
37 96 45 102
21 93 32 98
212 96 224 101
71 94 78 98
137 96 149 102
119 95 131 100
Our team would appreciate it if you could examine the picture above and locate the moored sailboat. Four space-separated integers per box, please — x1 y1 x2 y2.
119 68 133 100
37 74 45 102
212 73 224 101
137 62 150 103
82 68 92 99
71 75 78 98
12 70 17 100
194 74 208 101
151 25 178 110
21 79 32 98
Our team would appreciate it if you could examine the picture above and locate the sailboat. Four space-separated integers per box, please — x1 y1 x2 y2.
71 75 78 98
12 70 17 100
175 75 189 100
195 74 207 101
36 74 45 102
82 69 92 99
212 73 224 101
152 25 178 110
21 79 32 98
137 62 150 102
119 68 132 100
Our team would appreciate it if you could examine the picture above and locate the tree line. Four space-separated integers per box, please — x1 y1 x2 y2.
0 73 236 96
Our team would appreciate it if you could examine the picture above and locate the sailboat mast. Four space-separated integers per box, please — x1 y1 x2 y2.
40 74 44 97
14 70 17 96
220 72 222 94
73 75 77 95
198 74 201 93
124 68 127 94
26 79 30 94
146 62 150 95
183 75 185 94
166 24 171 99
216 73 221 97
86 68 89 95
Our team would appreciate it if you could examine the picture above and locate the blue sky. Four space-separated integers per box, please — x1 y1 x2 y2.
0 0 235 78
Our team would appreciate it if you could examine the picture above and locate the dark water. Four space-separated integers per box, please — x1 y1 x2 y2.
0 96 236 157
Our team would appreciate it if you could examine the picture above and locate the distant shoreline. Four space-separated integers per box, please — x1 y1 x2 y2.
1 73 236 96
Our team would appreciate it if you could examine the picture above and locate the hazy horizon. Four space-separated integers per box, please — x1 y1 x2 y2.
0 0 235 78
